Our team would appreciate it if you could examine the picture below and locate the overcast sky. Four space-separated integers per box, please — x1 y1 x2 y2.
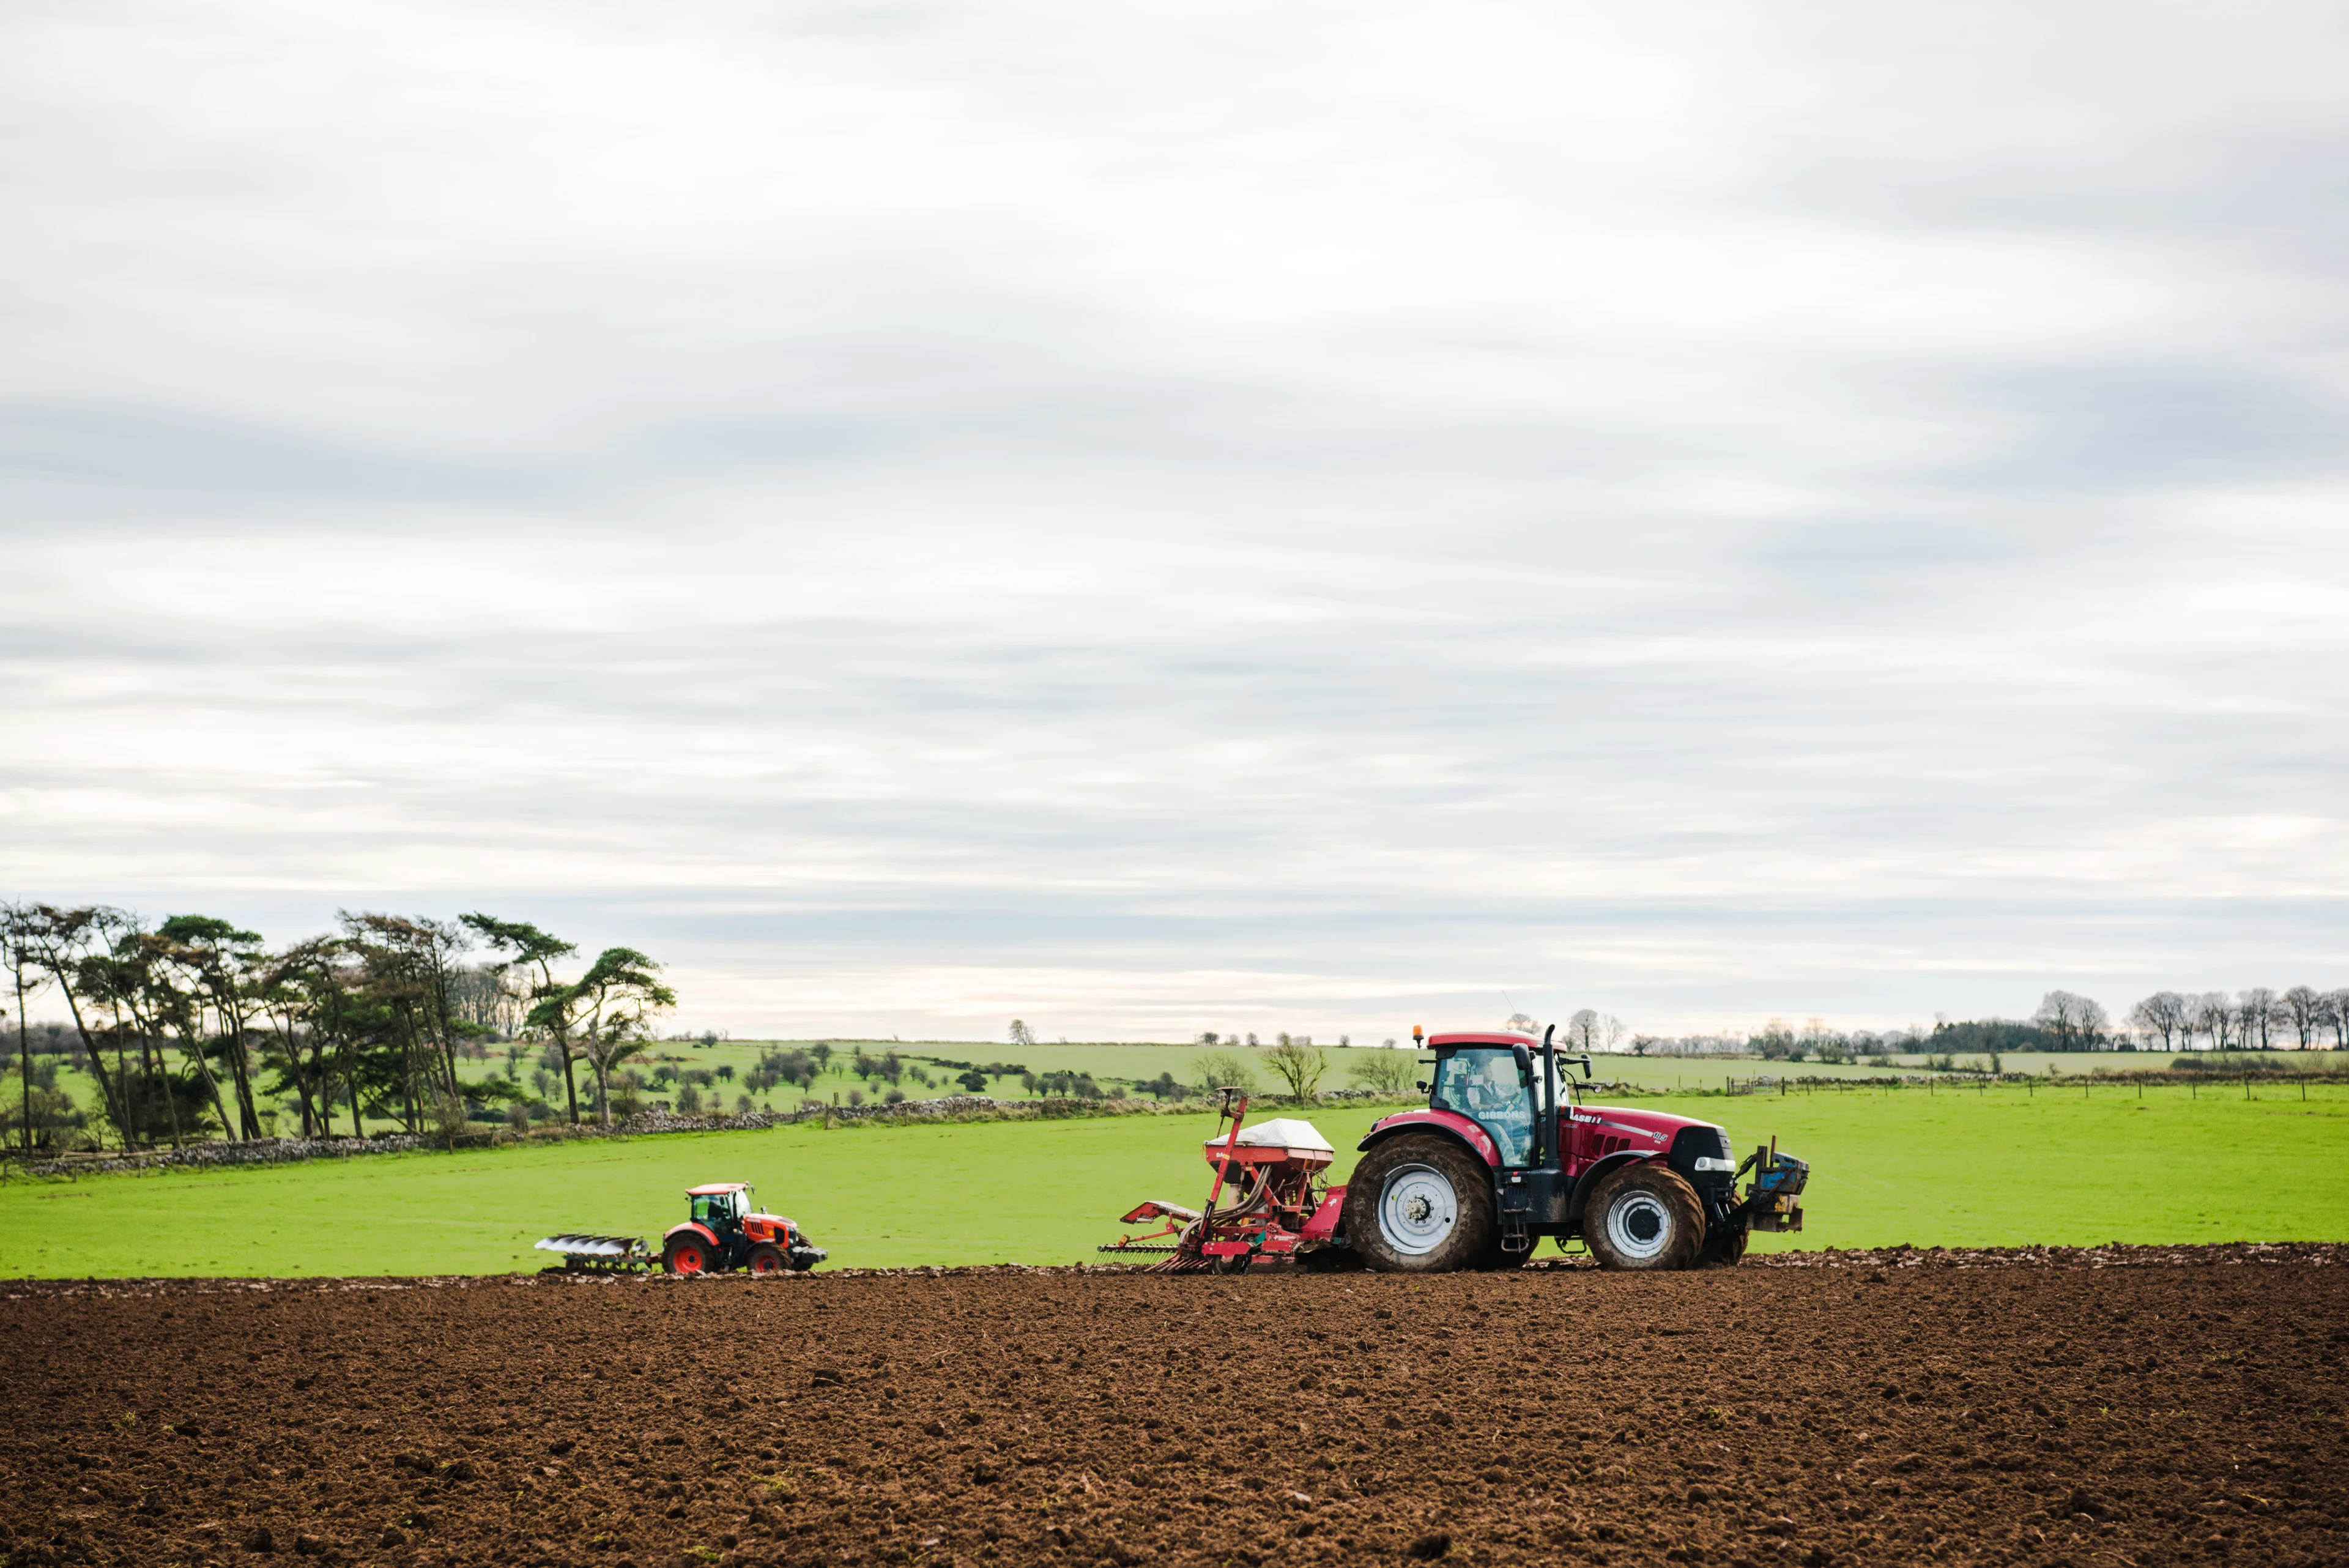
4 1 2345 1041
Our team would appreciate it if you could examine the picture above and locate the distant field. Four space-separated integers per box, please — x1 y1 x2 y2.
3 1079 2341 1278
31 1036 2345 1142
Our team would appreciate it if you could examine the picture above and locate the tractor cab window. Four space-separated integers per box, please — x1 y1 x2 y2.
1432 1047 1535 1167
692 1191 743 1225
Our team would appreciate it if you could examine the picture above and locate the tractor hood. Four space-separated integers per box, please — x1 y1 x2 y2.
1567 1102 1717 1151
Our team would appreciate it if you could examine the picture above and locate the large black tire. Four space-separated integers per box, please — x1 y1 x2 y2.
1341 1135 1499 1273
663 1234 711 1276
1583 1163 1705 1271
746 1243 788 1277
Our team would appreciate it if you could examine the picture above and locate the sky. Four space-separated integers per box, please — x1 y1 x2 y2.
3 1 2346 1042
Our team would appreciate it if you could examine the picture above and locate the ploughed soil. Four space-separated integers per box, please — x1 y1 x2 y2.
3 1247 2345 1568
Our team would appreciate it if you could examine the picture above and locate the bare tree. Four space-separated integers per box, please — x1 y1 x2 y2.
2236 987 2279 1052
1347 1049 1416 1094
2191 991 2233 1050
1189 1050 1258 1093
1503 1011 1540 1033
1009 1019 1036 1047
2129 991 2189 1051
1602 1014 1627 1052
2033 991 2110 1052
1565 1009 1601 1052
2325 990 2349 1050
2281 986 2323 1049
1263 1039 1329 1101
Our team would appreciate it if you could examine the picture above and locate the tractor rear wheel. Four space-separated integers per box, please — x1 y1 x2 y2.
663 1236 711 1276
1341 1135 1497 1273
746 1244 788 1277
1584 1163 1705 1271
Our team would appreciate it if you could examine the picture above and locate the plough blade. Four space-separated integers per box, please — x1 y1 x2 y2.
535 1233 648 1263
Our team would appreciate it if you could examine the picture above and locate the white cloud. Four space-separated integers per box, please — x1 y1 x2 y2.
2 1 2346 1037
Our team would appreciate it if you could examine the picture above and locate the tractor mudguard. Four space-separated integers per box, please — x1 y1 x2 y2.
662 1221 719 1249
1565 1151 1666 1234
1302 1186 1346 1241
1356 1109 1501 1168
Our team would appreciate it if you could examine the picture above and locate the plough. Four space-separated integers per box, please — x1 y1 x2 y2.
532 1233 656 1273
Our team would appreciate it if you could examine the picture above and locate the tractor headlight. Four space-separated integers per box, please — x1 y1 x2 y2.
1693 1156 1736 1173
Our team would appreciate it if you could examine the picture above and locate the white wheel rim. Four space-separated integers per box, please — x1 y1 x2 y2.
1605 1188 1672 1262
1378 1162 1459 1257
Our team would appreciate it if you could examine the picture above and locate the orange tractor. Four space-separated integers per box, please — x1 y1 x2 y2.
535 1182 826 1276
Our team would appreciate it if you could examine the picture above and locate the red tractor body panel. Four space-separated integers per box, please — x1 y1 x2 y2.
741 1213 796 1245
664 1220 719 1248
1562 1103 1709 1178
1360 1106 1503 1165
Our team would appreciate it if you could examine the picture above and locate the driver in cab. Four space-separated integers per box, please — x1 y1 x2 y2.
1460 1055 1534 1165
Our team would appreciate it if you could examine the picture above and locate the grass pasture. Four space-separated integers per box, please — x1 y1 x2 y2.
2 1077 2343 1279
30 1034 2347 1140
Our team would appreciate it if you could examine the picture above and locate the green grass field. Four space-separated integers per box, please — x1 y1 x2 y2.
4 1079 2342 1278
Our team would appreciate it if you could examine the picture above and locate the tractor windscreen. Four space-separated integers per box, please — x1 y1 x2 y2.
692 1192 744 1224
1432 1047 1537 1166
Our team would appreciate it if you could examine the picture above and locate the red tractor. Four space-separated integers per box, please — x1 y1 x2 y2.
535 1183 826 1276
662 1183 825 1276
1104 1026 1805 1273
1338 1026 1805 1271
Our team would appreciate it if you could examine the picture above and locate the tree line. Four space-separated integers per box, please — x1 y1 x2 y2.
0 902 675 1153
1739 987 2349 1063
1968 987 2349 1052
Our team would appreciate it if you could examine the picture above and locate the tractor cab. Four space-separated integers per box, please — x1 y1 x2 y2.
688 1183 751 1233
1420 1033 1592 1170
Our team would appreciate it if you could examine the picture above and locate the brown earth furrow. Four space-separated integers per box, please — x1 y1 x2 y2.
2 1254 2343 1568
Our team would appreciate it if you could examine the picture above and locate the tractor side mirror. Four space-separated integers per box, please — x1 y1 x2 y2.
1512 1043 1532 1076
1415 1081 1428 1094
1576 1053 1594 1080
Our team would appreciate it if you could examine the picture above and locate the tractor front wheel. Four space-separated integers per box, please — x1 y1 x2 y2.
1341 1135 1497 1273
746 1244 788 1277
1698 1217 1751 1268
663 1236 711 1276
1584 1163 1705 1271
